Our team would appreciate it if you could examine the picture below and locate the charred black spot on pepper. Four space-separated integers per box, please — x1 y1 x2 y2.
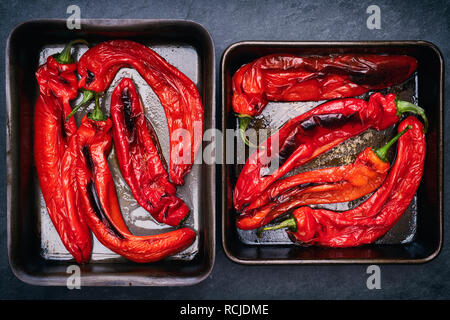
59 76 70 85
86 70 95 85
121 87 135 133
299 113 360 131
87 180 124 239
60 113 67 138
277 128 299 169
82 146 94 172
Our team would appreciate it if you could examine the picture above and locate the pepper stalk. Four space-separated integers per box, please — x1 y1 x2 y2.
373 125 411 162
66 89 95 121
396 99 428 133
238 114 264 149
89 93 107 121
257 214 297 238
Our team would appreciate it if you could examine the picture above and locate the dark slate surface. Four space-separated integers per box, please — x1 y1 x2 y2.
1 0 448 299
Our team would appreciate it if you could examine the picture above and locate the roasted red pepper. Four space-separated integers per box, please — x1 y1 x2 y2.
77 40 204 185
260 116 425 247
233 92 427 213
65 98 196 263
110 78 189 226
34 40 92 263
237 127 409 230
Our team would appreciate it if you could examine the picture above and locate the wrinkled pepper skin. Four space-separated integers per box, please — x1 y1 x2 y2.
19 71 33 216
110 78 189 227
70 116 196 263
34 56 92 264
237 147 390 230
233 93 401 212
77 40 204 185
233 54 418 117
287 116 425 247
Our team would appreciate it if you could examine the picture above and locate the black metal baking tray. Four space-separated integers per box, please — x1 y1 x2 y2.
221 41 443 264
6 19 215 285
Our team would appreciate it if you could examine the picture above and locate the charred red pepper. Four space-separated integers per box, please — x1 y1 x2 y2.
237 127 409 230
234 54 417 146
110 78 189 226
77 40 204 185
233 92 427 213
34 40 92 263
65 97 196 263
260 117 425 247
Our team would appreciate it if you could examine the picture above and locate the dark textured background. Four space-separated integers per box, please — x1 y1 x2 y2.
1 0 448 300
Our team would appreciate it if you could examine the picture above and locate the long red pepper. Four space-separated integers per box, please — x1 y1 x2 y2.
110 78 189 226
233 92 427 213
34 40 92 263
66 99 196 263
260 116 425 247
237 127 409 230
77 40 204 185
233 54 417 117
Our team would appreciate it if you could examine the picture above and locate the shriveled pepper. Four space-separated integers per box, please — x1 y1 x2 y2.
34 39 92 263
237 126 410 230
233 92 427 213
260 117 425 247
110 78 189 227
233 54 417 145
77 40 204 185
66 97 196 263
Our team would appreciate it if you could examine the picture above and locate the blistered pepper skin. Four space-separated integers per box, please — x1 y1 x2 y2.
110 78 189 227
233 93 400 213
289 117 425 247
77 40 204 185
34 56 92 264
232 54 418 117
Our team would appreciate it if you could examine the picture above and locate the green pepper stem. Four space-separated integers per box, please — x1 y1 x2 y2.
257 216 297 238
396 99 428 133
238 115 264 149
53 39 89 64
66 89 95 121
373 126 411 162
88 93 107 121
